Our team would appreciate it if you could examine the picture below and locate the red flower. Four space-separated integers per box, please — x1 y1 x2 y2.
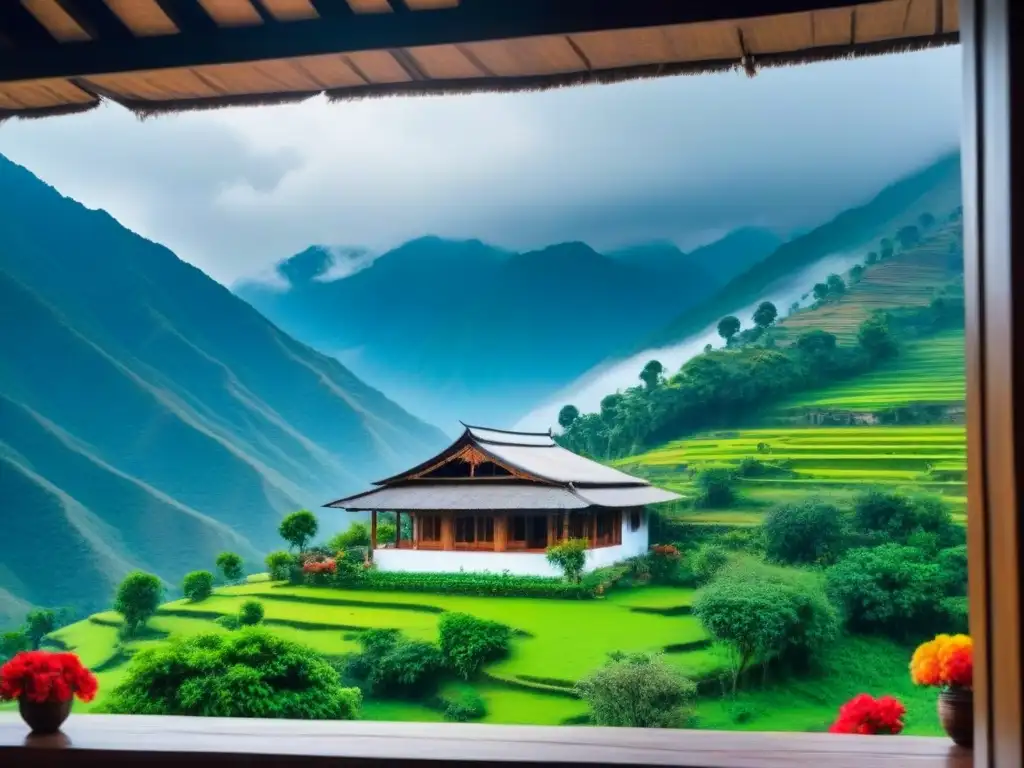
0 651 98 704
302 558 337 575
829 694 905 735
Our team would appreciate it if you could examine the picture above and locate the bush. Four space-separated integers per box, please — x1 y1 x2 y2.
279 509 319 552
182 571 214 602
825 544 946 639
937 545 968 595
693 561 839 691
327 522 370 553
346 629 443 697
648 544 682 583
25 608 57 650
265 551 295 582
1 630 29 661
546 538 588 583
215 615 240 631
104 628 360 718
443 690 488 722
114 571 163 637
438 613 512 679
575 652 696 728
852 490 960 549
347 570 596 599
377 522 398 546
941 596 969 633
215 552 244 582
692 468 736 508
238 600 264 626
691 543 729 585
761 500 847 566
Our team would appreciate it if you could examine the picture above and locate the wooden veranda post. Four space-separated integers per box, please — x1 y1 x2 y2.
370 510 377 557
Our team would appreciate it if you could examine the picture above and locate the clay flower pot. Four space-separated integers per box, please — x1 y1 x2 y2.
19 697 73 734
937 687 973 748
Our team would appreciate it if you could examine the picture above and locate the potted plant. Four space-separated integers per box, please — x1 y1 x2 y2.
0 650 98 733
910 633 973 747
829 693 906 735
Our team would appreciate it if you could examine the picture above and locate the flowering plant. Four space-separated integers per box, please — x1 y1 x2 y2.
0 651 98 704
829 694 906 735
651 544 681 558
303 559 337 575
910 634 972 689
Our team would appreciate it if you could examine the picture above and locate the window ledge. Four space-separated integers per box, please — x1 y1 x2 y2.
0 715 971 768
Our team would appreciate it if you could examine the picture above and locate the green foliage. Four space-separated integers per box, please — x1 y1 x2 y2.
647 545 684 584
825 273 846 296
346 629 443 697
1 629 29 661
812 282 829 301
941 596 969 633
692 467 736 508
826 544 947 639
937 545 968 595
182 571 214 603
238 600 265 626
691 543 729 585
752 301 778 329
215 552 244 582
897 224 921 249
694 561 839 692
327 522 370 553
443 689 487 722
858 315 898 359
215 614 240 631
849 264 865 282
114 571 163 636
376 522 397 545
852 490 960 549
919 211 936 229
717 315 741 341
761 500 847 566
279 509 319 552
558 405 580 429
438 612 512 680
575 652 696 728
640 360 664 390
865 251 879 264
545 538 588 583
25 608 57 650
265 551 295 582
349 570 596 599
104 628 360 719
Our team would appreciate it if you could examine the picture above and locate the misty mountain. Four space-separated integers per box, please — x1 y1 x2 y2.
0 155 446 624
236 229 780 430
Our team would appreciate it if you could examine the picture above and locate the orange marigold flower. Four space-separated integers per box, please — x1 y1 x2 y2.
910 634 972 689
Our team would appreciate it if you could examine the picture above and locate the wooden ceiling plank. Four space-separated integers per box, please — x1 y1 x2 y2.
256 0 318 21
153 0 218 34
21 0 92 43
197 0 265 27
103 0 180 36
310 0 353 17
0 1 907 83
54 0 133 41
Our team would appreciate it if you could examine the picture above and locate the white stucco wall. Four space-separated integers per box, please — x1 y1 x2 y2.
373 510 650 577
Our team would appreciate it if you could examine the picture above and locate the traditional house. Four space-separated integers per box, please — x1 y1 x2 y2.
325 425 682 577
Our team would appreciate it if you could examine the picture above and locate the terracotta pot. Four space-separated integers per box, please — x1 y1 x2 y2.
937 687 973 748
19 697 72 734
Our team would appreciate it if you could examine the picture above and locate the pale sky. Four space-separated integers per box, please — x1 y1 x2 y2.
0 46 961 285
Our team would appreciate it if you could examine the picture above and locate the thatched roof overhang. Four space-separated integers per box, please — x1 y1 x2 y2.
0 1 958 120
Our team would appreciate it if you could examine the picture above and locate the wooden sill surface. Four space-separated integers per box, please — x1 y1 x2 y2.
0 714 972 768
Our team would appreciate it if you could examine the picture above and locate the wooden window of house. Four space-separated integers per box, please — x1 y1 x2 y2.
629 510 642 532
478 517 494 543
455 515 476 543
511 515 527 542
568 514 586 540
420 516 441 543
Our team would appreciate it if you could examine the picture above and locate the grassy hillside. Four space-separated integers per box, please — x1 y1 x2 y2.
28 581 937 734
0 155 446 623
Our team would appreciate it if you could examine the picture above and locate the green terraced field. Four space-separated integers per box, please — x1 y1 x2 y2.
777 330 965 413
616 425 967 524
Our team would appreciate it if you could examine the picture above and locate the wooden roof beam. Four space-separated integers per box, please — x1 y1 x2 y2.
0 4 58 48
153 0 218 34
0 0 859 83
54 0 134 41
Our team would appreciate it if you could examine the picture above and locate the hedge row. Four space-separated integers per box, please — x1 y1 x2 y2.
338 570 597 599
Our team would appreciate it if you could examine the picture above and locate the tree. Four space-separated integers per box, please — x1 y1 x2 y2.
703 343 713 354
599 393 624 425
717 315 741 343
918 211 936 230
25 608 57 650
812 282 829 301
692 467 736 508
849 264 865 282
852 490 961 550
182 571 214 602
752 301 778 330
639 360 664 390
344 628 443 697
1 630 29 661
215 552 244 582
238 600 264 626
576 652 696 728
691 543 729 585
761 500 847 566
327 522 370 553
865 251 879 265
546 539 588 583
897 224 921 250
279 509 319 553
114 571 163 636
265 551 295 581
826 273 846 296
858 316 898 359
105 628 361 718
438 613 512 679
558 404 580 429
826 545 946 638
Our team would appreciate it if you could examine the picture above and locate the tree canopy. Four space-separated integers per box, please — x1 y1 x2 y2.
279 510 319 552
752 301 778 329
114 571 163 636
717 315 741 342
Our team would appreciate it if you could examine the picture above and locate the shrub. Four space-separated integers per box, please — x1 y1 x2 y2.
265 551 295 581
852 490 960 549
215 552 244 582
114 571 163 637
215 615 240 631
238 600 264 626
692 467 736 508
825 544 946 639
1 631 29 662
348 570 596 599
575 652 696 728
938 545 968 595
648 544 682 584
104 628 360 718
691 543 729 585
279 509 319 552
438 613 512 679
327 522 370 553
182 571 214 602
443 690 487 722
24 608 57 650
346 629 443 697
761 500 847 566
546 538 588 583
377 521 398 545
